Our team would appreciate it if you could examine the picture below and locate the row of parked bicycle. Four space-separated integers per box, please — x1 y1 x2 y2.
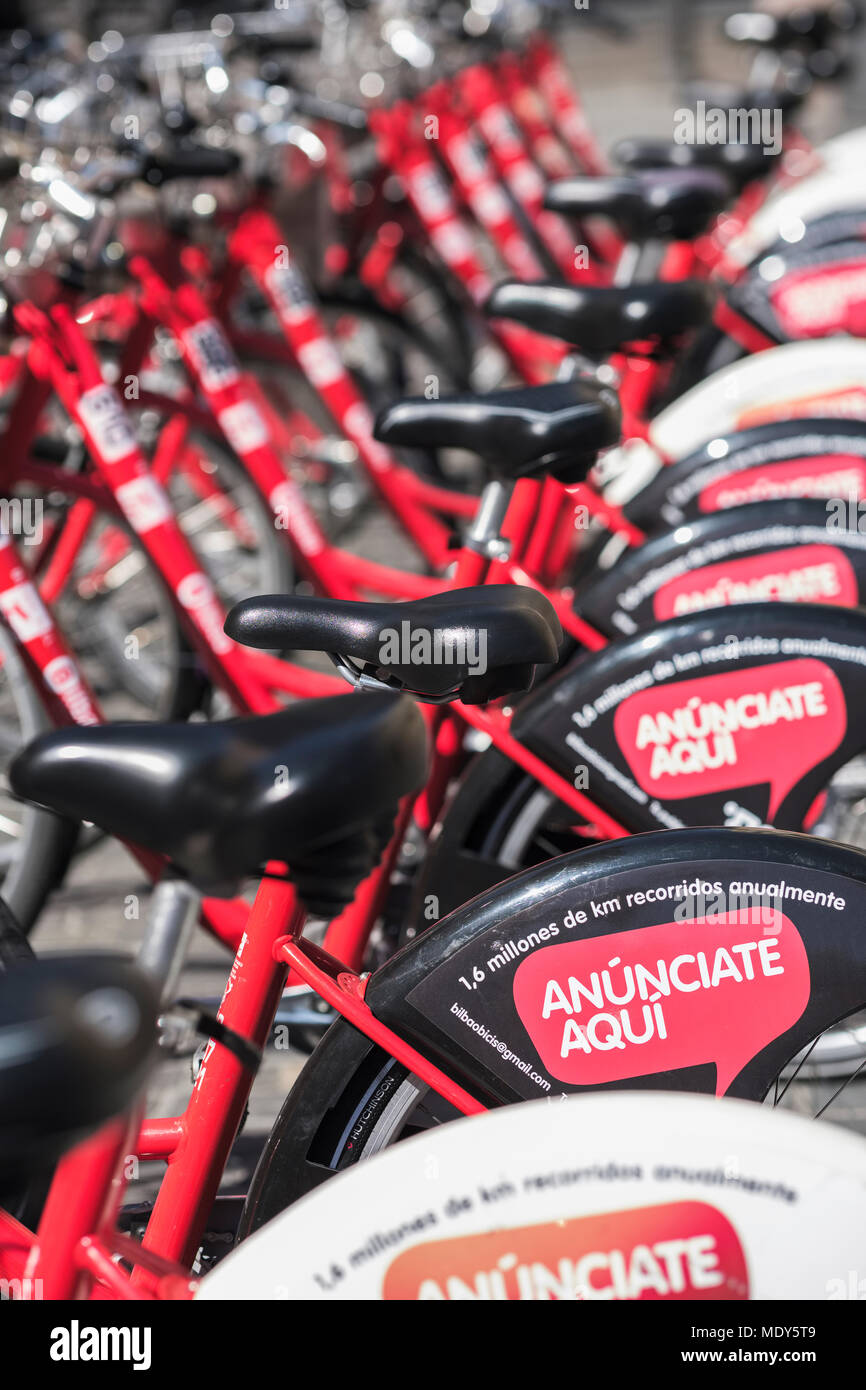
6 0 866 1303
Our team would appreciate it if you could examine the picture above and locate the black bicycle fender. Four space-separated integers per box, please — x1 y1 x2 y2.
578 498 866 637
629 418 866 528
367 826 866 1105
514 602 866 834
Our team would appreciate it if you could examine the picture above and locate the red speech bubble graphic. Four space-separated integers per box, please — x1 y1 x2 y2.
770 262 866 338
512 909 810 1094
698 457 866 513
653 545 858 621
613 658 846 818
383 1201 749 1301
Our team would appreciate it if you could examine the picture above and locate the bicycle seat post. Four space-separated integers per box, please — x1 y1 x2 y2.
464 478 513 561
135 874 201 1005
613 236 666 286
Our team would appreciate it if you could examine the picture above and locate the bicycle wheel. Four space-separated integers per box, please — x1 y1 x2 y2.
213 1092 866 1302
0 893 45 1221
156 422 294 610
322 242 476 392
236 291 478 539
406 747 866 1069
29 424 292 718
238 825 866 1233
0 628 78 932
236 753 623 1229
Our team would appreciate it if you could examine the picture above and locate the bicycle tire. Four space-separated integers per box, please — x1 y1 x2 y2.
164 424 294 607
239 826 866 1232
0 892 45 1223
237 754 579 1231
237 289 475 538
39 425 293 722
0 628 78 932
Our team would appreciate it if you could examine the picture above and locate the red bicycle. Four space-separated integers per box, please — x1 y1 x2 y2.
6 635 866 1292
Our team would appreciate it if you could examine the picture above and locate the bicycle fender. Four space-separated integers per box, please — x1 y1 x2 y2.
629 417 866 527
578 498 866 637
367 826 866 1103
726 239 866 344
513 602 866 834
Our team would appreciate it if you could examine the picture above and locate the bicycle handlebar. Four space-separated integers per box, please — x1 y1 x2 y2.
287 88 368 132
141 147 242 184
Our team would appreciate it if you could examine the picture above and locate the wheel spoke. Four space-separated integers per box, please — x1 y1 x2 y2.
774 1035 821 1105
814 1055 866 1120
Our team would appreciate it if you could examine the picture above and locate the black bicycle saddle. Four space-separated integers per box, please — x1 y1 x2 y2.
10 694 428 910
614 137 782 194
724 5 860 51
485 280 716 358
374 380 621 484
225 586 563 704
545 168 731 241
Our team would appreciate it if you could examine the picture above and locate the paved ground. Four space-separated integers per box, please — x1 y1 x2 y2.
24 2 866 1238
563 0 858 147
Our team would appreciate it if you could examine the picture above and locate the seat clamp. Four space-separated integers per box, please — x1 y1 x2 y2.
464 533 511 561
329 652 399 694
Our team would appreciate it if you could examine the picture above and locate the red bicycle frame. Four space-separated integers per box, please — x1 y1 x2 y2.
457 61 590 284
424 82 557 285
0 621 633 1298
0 301 631 981
524 35 610 178
0 866 488 1299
